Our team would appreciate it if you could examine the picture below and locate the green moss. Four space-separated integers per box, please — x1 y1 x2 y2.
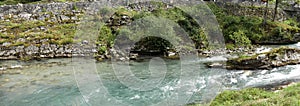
11 41 25 46
0 19 77 46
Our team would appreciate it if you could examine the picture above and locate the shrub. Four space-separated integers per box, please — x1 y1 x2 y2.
98 26 114 47
229 30 251 46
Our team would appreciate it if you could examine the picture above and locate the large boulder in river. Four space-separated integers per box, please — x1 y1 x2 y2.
226 47 300 70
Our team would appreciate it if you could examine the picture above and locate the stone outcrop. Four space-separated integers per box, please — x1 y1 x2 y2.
226 47 300 70
0 43 97 60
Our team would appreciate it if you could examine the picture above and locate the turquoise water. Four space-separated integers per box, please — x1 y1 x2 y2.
1 44 300 106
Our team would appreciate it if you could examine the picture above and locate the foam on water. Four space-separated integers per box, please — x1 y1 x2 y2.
244 65 300 87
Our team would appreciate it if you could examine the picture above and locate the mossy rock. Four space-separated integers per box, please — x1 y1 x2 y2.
227 47 300 70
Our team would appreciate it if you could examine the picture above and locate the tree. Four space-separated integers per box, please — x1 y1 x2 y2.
263 0 269 26
273 0 280 21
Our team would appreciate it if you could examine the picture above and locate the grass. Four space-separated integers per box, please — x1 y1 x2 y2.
187 83 300 106
207 2 300 46
0 20 77 47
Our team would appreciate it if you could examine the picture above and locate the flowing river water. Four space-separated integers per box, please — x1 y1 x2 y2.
1 43 300 106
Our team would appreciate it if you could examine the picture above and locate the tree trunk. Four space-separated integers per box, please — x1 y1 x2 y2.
263 1 269 26
273 0 279 21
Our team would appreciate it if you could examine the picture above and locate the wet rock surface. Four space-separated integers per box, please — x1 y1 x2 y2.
225 47 300 70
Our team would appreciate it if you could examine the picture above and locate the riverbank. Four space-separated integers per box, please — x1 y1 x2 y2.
1 1 300 61
210 82 300 106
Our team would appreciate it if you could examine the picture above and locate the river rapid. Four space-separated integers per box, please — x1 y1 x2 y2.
1 43 300 106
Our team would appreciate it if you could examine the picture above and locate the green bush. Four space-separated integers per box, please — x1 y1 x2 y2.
100 5 209 52
229 30 251 46
98 46 107 55
98 25 114 48
206 83 300 106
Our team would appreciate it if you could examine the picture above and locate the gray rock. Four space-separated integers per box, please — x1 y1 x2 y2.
2 42 11 47
18 12 32 20
60 15 70 21
0 13 3 20
82 40 89 44
0 51 6 56
15 46 24 53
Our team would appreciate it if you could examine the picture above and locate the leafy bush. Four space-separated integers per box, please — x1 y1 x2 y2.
98 26 115 54
229 30 251 46
99 4 209 53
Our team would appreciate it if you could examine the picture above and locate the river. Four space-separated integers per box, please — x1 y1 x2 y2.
1 43 300 106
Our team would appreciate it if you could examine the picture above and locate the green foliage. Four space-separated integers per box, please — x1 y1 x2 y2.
225 43 235 50
100 5 209 53
207 83 300 106
0 20 77 46
207 2 300 46
58 38 73 45
98 46 107 55
229 30 252 46
118 16 178 51
98 25 114 49
283 18 299 27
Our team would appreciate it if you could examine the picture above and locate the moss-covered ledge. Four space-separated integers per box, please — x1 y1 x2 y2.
226 47 300 70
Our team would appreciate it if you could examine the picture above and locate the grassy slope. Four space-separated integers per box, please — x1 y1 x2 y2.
187 83 300 106
0 20 77 46
191 83 300 106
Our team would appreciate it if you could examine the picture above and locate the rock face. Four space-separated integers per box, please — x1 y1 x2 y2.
226 47 300 70
0 43 97 60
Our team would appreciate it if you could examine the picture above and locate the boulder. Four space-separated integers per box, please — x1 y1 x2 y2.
226 47 300 70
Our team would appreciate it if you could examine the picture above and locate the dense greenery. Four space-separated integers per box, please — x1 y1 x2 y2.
0 20 77 46
210 83 300 106
97 3 209 55
1 2 300 52
207 2 300 47
186 83 300 106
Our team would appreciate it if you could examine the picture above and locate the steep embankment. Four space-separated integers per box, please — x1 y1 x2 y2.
1 1 300 61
